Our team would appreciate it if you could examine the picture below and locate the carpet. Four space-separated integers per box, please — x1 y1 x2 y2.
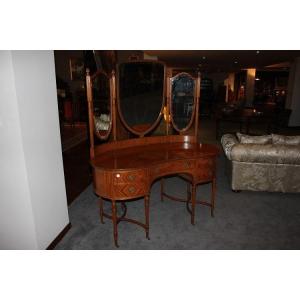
55 155 300 249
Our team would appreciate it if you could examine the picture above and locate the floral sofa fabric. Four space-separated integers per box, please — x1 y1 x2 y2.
221 133 300 193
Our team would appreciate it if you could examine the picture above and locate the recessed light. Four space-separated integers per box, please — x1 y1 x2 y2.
256 50 260 54
202 56 206 60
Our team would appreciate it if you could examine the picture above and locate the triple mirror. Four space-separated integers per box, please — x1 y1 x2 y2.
118 61 165 136
87 61 200 141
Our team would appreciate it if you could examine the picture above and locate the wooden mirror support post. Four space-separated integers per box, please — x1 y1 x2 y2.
86 65 219 247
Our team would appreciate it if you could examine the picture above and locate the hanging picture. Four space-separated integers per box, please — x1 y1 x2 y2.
69 58 84 80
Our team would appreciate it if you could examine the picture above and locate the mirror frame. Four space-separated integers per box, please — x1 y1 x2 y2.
90 69 113 141
169 72 197 133
116 60 166 137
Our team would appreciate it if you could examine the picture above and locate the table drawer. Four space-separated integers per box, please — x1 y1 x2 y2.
152 159 195 178
113 170 146 184
195 158 215 182
112 170 148 200
113 183 147 199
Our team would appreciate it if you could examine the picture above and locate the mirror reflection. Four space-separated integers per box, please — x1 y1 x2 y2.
92 72 111 136
171 74 195 130
118 62 164 133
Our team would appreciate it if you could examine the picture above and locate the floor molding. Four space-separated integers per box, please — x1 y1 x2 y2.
46 223 72 250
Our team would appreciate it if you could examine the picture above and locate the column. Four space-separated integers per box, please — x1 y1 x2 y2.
245 68 256 107
224 73 235 102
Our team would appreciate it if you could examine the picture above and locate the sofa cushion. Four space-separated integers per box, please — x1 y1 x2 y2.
230 144 300 165
272 134 300 146
236 133 272 144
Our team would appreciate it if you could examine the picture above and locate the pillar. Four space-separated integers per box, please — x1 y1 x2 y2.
224 73 235 102
245 68 256 107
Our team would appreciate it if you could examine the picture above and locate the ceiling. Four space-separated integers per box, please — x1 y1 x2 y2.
144 50 300 73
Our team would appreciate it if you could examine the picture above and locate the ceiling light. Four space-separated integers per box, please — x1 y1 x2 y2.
202 56 206 60
256 50 260 54
255 78 260 80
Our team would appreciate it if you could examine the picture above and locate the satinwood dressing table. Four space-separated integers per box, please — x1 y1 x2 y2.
86 60 219 247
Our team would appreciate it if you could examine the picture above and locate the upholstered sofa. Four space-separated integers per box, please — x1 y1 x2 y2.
221 133 300 193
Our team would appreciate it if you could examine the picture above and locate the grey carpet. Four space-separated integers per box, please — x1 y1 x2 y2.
56 155 300 249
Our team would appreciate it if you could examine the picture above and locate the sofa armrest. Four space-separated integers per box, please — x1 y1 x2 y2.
221 134 239 160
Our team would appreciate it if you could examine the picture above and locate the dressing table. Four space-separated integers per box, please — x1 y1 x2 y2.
86 61 219 247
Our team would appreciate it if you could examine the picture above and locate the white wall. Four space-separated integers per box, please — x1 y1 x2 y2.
0 51 69 249
0 51 38 249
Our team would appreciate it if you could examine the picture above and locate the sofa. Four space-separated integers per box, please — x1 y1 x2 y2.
221 133 300 193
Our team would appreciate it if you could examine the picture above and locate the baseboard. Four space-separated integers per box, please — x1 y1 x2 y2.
46 223 71 250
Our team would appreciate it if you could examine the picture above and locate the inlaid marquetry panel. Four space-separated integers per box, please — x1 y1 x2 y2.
112 170 149 200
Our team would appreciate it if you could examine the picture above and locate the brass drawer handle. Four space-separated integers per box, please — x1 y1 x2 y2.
128 186 136 193
128 174 136 181
115 173 121 178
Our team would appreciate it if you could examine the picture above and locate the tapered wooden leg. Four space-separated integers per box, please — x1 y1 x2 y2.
187 182 191 201
160 178 164 201
211 178 216 217
191 183 196 225
99 197 104 224
144 195 150 240
111 200 119 248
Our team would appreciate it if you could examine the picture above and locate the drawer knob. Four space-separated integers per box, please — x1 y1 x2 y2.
128 186 136 193
128 174 136 181
115 173 121 178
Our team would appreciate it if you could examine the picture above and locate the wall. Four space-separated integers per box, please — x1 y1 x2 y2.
0 51 69 249
0 51 38 249
209 72 228 94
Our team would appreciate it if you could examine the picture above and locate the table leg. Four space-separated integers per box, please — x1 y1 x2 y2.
216 119 220 139
187 181 191 201
144 195 150 240
99 197 104 224
246 119 250 134
111 200 119 248
160 178 164 201
211 178 216 217
191 183 196 225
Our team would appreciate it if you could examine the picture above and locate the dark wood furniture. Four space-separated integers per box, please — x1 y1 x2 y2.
86 61 219 247
91 136 219 247
215 107 274 139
